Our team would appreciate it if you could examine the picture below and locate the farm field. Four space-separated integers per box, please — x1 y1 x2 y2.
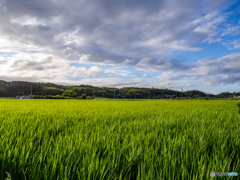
0 99 240 179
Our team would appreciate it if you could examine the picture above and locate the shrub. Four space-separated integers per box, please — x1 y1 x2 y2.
62 92 69 97
46 95 65 99
62 91 77 97
71 93 77 97
55 95 65 99
81 94 87 99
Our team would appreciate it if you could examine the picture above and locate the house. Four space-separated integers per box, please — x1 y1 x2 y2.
20 96 31 99
233 96 240 99
164 94 175 98
17 95 35 99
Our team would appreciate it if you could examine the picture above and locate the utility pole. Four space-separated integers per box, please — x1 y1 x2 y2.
102 88 104 98
181 88 183 97
30 85 32 96
28 85 33 99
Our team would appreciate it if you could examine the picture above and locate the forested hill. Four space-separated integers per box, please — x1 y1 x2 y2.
0 80 226 98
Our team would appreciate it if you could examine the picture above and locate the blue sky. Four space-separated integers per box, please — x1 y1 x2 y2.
0 0 240 94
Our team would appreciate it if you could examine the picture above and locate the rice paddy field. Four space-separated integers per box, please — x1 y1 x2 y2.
0 99 240 180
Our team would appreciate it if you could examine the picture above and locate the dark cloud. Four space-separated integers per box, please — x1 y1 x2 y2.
141 53 240 87
136 58 190 72
104 81 142 88
0 0 232 63
10 59 44 71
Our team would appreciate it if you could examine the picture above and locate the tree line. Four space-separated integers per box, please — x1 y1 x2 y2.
0 80 237 99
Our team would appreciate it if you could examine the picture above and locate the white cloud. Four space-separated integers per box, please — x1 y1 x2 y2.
104 68 131 76
221 25 240 37
224 39 240 49
0 54 104 81
72 67 87 77
137 57 152 66
122 59 135 65
86 66 103 76
11 16 44 26
79 53 91 63
0 55 71 81
103 60 114 64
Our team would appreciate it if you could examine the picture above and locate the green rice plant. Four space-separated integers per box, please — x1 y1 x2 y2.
5 172 11 180
0 99 240 179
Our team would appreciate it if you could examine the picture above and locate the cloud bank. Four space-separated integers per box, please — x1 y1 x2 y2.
0 0 239 92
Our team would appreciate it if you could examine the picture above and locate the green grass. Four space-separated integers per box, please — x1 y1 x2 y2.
0 97 16 99
0 99 240 179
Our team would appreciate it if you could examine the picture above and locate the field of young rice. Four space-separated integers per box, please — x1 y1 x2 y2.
0 99 240 179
